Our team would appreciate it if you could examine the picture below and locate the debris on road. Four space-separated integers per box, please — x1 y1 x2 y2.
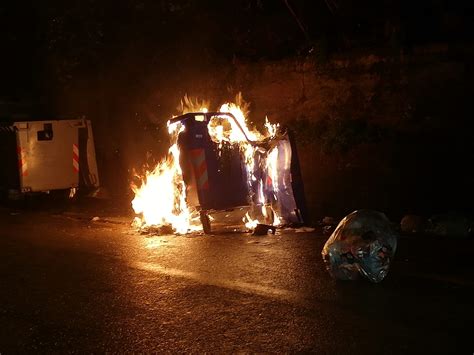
400 214 425 234
295 226 316 233
320 216 337 235
139 224 175 236
253 223 276 235
426 213 471 238
322 216 336 226
322 209 398 283
91 216 100 222
282 226 315 233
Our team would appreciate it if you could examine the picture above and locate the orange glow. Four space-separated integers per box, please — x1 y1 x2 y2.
132 94 282 233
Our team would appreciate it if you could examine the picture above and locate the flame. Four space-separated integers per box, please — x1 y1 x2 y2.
266 147 279 197
272 207 281 226
132 93 283 234
179 94 209 114
264 116 279 138
243 212 259 229
131 122 201 233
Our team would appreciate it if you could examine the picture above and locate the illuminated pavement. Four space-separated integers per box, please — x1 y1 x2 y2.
0 203 473 353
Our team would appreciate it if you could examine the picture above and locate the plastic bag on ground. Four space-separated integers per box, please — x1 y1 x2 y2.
322 210 398 283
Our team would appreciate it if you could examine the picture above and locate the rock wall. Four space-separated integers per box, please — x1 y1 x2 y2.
211 47 473 221
70 44 473 222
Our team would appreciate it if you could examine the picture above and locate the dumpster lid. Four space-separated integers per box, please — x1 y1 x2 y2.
169 112 256 146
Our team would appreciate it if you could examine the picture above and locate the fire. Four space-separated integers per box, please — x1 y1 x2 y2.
131 122 202 234
132 93 284 234
243 212 259 229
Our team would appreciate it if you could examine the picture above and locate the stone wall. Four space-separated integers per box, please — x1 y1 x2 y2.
80 44 473 221
206 47 473 221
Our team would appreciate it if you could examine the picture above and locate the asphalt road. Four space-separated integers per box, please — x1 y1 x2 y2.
0 200 473 353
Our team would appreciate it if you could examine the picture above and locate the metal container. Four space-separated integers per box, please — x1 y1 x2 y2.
169 112 308 233
0 118 100 196
171 112 249 212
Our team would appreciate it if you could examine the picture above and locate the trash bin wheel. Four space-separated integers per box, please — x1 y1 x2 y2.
200 211 212 234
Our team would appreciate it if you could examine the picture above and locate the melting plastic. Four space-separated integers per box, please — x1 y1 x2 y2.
322 210 398 283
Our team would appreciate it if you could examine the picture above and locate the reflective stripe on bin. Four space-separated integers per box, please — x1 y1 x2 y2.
17 146 28 176
73 143 79 173
0 126 16 132
189 149 209 190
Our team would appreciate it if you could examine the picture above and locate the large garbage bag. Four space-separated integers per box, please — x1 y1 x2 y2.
322 210 398 283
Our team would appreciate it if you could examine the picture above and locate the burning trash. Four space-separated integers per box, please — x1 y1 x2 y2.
132 94 307 234
322 210 398 283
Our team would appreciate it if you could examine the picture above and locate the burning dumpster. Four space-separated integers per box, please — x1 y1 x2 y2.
0 118 100 199
171 113 249 211
132 97 307 234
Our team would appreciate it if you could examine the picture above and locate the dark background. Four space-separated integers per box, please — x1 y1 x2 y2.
1 0 473 221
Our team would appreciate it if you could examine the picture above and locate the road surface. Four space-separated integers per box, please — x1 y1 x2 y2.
0 200 473 353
